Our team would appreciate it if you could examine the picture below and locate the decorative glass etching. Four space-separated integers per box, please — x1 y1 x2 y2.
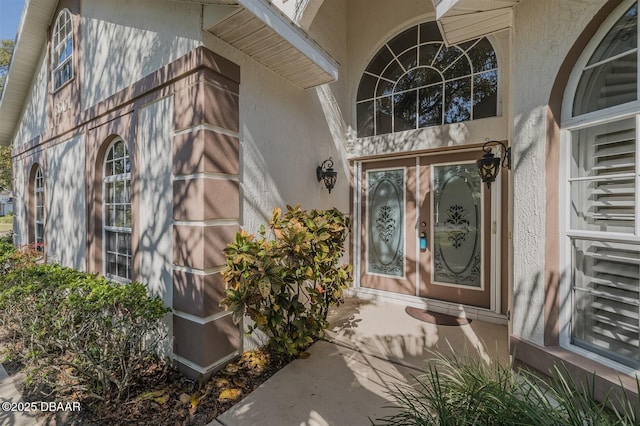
367 169 405 277
433 164 482 287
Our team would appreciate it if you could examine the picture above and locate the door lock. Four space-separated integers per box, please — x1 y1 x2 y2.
420 232 427 251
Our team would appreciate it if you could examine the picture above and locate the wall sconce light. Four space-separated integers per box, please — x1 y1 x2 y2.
317 159 337 193
476 140 511 189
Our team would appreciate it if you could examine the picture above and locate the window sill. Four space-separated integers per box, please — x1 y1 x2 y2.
510 335 638 402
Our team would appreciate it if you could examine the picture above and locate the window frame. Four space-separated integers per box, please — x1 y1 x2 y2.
34 166 45 251
560 0 640 375
102 138 132 283
355 22 499 138
51 9 74 93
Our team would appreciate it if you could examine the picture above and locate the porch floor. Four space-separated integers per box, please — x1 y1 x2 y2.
214 297 509 426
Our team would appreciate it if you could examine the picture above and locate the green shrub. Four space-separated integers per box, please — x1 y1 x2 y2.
221 205 353 361
0 264 169 400
0 242 39 275
372 350 640 426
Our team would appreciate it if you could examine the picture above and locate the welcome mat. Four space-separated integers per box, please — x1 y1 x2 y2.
405 307 471 326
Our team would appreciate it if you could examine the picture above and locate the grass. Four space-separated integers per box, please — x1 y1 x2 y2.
372 349 639 426
0 223 11 233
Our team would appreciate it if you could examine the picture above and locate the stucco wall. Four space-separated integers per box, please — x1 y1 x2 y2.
13 50 48 147
137 96 174 357
46 135 86 269
510 0 607 344
80 0 202 110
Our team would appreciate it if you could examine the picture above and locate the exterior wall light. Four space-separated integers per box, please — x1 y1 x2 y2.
317 159 337 193
476 140 511 189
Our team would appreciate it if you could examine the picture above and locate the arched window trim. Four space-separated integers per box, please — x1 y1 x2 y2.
51 9 74 92
356 23 499 138
34 165 45 251
562 0 639 127
102 137 132 283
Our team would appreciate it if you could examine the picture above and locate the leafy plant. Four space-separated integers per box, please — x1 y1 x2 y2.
221 205 352 361
0 264 170 400
372 349 640 426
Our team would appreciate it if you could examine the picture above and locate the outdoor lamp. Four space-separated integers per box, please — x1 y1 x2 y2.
476 140 511 189
317 159 337 193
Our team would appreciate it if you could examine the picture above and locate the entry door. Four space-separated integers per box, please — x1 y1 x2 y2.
418 152 491 308
359 150 492 309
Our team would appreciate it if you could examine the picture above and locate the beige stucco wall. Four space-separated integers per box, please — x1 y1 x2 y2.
45 134 86 269
510 0 608 345
80 0 202 110
13 50 48 147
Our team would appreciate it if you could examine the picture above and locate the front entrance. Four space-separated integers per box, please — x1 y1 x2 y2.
357 148 498 310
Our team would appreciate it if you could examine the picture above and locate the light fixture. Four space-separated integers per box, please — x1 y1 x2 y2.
317 159 337 193
476 140 511 189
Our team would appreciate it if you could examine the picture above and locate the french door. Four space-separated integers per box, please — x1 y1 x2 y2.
359 150 492 309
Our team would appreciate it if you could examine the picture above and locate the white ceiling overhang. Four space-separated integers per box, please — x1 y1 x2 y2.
205 0 339 89
433 0 520 45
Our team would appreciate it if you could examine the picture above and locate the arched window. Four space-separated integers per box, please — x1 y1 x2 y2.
356 21 498 137
563 1 639 369
103 138 131 282
51 9 74 91
34 166 45 251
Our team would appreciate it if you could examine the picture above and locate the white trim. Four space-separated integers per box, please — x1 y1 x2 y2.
354 161 363 289
173 123 240 138
173 309 232 325
173 173 239 181
173 265 224 275
415 157 421 297
172 351 239 374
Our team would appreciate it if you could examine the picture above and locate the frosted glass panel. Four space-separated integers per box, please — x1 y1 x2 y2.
433 164 482 287
367 169 405 277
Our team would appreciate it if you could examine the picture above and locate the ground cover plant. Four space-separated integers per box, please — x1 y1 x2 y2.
372 349 640 426
221 205 353 361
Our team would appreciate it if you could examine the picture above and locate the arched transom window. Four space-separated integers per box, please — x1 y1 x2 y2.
51 9 74 91
356 21 498 137
103 138 131 282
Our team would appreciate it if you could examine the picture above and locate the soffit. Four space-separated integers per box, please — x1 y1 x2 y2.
0 0 57 146
206 0 339 89
433 0 520 45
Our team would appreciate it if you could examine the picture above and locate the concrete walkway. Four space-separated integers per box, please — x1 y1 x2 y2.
0 364 39 426
214 298 509 426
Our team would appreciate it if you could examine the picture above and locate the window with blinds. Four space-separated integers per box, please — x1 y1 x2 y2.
568 118 640 369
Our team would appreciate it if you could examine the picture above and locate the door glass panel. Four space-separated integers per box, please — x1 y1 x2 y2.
433 163 482 287
367 169 405 277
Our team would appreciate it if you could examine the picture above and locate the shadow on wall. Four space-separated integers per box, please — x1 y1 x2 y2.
45 136 86 269
81 0 200 111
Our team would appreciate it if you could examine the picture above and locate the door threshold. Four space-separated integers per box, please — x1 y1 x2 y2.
348 287 508 325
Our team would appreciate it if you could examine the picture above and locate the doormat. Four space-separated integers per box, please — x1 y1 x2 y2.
405 307 471 326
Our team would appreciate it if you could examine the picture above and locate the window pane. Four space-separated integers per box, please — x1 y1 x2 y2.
573 52 637 116
588 3 637 66
376 78 395 97
388 26 418 56
419 85 443 127
381 59 404 81
366 46 394 76
433 46 464 72
357 101 375 137
367 169 405 277
572 239 640 369
419 21 442 43
393 90 417 132
419 43 441 67
395 68 441 92
469 38 498 72
376 96 393 135
473 70 498 119
444 77 471 123
357 73 377 101
443 56 471 80
398 48 418 71
433 163 482 287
